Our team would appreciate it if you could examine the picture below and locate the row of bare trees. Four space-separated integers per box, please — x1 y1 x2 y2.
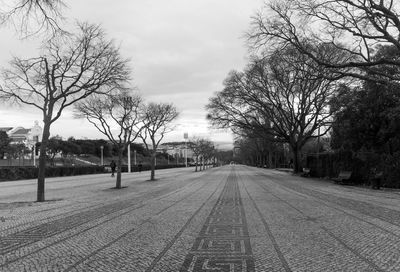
190 138 215 172
0 3 179 201
208 0 400 172
75 92 178 188
249 0 400 84
207 45 336 172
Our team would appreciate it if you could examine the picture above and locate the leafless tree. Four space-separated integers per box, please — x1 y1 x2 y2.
0 23 131 201
75 91 143 189
200 140 215 170
234 128 279 168
0 0 66 37
140 102 179 181
189 137 214 172
248 0 400 83
207 46 336 172
189 137 203 172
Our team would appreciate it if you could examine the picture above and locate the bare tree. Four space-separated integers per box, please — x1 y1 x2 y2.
0 0 66 37
234 128 280 168
140 102 179 181
75 91 143 189
190 137 205 172
189 137 214 172
200 140 215 170
207 46 336 172
0 23 130 201
249 0 400 83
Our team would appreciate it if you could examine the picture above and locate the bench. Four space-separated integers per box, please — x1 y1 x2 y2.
302 168 311 177
332 171 352 184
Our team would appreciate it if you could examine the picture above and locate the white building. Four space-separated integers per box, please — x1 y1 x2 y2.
2 121 43 146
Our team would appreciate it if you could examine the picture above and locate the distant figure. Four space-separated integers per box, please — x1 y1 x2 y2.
138 162 143 173
110 160 116 177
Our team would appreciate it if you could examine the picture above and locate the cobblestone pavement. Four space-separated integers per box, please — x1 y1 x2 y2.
1 165 400 271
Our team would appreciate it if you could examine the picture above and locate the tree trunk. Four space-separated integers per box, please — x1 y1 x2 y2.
291 144 302 173
116 148 123 189
268 152 272 168
150 151 156 180
37 122 51 202
195 156 198 172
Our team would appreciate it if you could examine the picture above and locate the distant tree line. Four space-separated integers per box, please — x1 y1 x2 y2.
39 137 147 159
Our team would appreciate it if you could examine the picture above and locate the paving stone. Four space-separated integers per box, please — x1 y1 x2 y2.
1 166 400 271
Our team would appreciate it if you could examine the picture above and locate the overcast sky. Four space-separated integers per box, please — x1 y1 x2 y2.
0 0 265 149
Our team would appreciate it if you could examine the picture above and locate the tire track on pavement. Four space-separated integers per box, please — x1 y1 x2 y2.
249 174 388 272
263 175 400 239
240 182 292 272
255 169 400 237
257 170 400 229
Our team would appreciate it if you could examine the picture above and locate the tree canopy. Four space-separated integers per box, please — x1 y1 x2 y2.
0 22 131 201
249 0 400 83
207 46 337 172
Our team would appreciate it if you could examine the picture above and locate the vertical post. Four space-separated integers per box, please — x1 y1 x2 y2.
283 143 285 168
100 145 104 166
184 132 188 167
134 150 137 165
33 144 36 167
185 142 188 167
127 143 131 173
317 126 320 177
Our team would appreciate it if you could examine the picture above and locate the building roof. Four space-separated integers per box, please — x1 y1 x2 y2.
0 127 13 132
11 128 31 135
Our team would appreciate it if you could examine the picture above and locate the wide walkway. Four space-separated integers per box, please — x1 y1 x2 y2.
0 165 400 271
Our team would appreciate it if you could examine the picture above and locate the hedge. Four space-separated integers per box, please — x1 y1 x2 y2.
0 164 189 182
305 150 400 188
118 164 187 173
0 166 105 181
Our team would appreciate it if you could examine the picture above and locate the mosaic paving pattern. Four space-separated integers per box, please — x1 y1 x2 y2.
0 182 205 256
180 169 254 272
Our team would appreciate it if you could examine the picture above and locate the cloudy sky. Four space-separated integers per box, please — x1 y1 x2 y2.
0 0 265 149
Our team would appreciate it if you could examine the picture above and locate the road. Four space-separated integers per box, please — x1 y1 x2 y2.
1 165 400 271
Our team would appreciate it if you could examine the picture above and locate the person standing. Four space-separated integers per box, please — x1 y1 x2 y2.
110 160 116 177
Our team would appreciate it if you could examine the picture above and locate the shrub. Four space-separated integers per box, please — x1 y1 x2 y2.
0 164 188 182
305 151 400 188
0 166 105 181
119 164 187 172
